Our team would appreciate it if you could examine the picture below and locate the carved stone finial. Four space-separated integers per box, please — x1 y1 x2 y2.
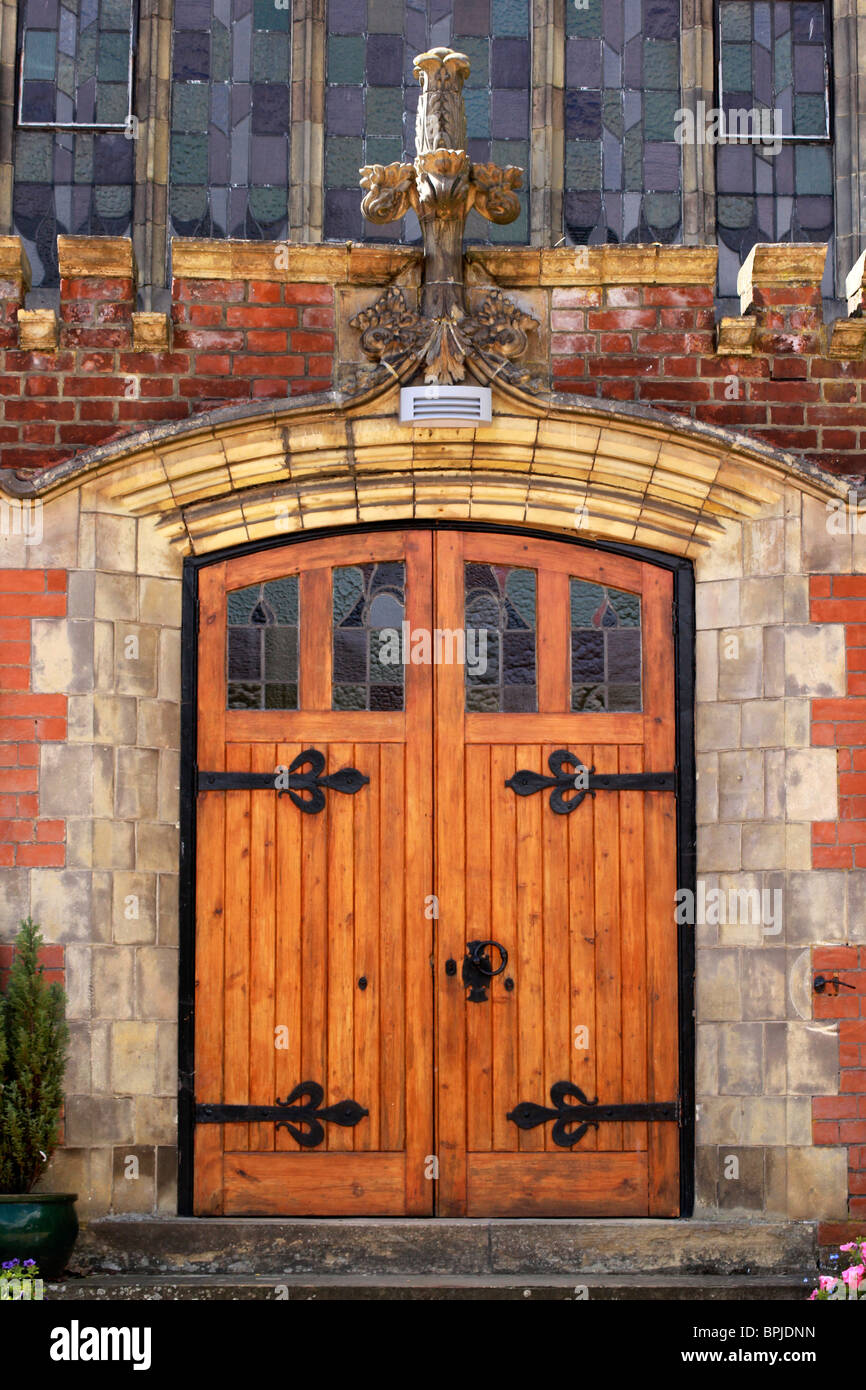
413 47 470 154
355 46 534 388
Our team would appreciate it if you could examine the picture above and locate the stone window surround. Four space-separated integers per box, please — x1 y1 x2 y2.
2 0 865 302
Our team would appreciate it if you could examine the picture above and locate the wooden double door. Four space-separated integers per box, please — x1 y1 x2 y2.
192 528 680 1217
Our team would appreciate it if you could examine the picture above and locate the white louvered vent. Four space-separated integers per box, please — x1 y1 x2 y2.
400 385 492 426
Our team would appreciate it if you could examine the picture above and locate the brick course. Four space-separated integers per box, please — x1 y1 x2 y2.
0 268 336 472
551 279 865 473
812 945 866 1219
0 238 865 479
0 570 67 867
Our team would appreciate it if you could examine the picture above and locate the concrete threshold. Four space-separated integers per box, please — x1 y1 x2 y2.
69 1217 820 1280
47 1272 812 1302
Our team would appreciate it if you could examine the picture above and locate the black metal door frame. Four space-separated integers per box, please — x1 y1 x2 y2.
177 520 696 1217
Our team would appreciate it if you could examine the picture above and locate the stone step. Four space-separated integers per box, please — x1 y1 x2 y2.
48 1273 812 1301
70 1218 818 1279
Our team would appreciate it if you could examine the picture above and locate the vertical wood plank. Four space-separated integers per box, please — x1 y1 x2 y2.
275 742 302 1151
379 741 406 1153
434 530 467 1213
327 741 356 1151
538 569 570 711
542 742 571 1151
353 742 380 1150
491 744 518 1152
465 743 492 1152
223 743 251 1152
593 743 622 1151
642 564 679 1214
301 750 328 1150
619 743 647 1153
300 567 331 710
404 530 434 1212
516 743 544 1152
249 744 277 1151
193 564 227 1211
569 744 597 1150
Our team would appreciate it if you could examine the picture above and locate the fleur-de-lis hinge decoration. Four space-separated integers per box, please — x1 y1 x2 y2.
506 748 676 815
198 748 369 815
354 47 537 388
196 1082 369 1149
507 1082 679 1149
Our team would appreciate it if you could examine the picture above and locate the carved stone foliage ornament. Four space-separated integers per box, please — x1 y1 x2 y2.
353 47 537 388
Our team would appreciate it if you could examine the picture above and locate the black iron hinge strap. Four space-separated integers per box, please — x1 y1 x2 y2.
506 748 675 815
195 1082 368 1149
507 1082 679 1148
197 748 368 814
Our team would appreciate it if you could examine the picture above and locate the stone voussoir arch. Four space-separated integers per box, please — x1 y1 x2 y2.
0 375 845 559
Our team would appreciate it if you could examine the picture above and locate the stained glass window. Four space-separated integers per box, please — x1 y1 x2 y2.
324 0 421 242
464 563 536 712
324 0 530 244
453 0 530 245
169 0 291 240
716 1 832 297
332 562 406 711
226 576 299 710
13 0 137 286
563 0 682 246
570 578 641 712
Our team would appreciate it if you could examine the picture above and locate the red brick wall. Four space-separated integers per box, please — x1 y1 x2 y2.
0 941 64 992
0 271 336 473
810 577 866 868
550 281 863 476
806 576 866 1216
0 261 864 479
0 570 67 867
812 945 866 1220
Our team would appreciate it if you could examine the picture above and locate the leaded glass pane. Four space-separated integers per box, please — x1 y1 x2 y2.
169 0 290 240
18 0 134 126
570 577 641 712
227 575 299 710
564 0 682 247
465 563 536 713
13 0 135 285
332 562 406 712
324 1 530 244
716 0 832 298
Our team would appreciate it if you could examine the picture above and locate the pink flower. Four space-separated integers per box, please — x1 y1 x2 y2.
819 1275 837 1292
808 1289 818 1301
840 1242 856 1252
841 1264 865 1290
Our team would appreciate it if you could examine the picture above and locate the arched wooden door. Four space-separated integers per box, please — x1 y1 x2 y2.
192 529 680 1216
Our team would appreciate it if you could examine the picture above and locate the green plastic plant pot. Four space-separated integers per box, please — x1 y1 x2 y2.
0 1194 78 1278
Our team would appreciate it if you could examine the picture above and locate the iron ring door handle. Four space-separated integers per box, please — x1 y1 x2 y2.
462 939 508 1002
467 939 508 977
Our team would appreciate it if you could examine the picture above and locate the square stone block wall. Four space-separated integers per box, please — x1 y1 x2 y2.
0 484 182 1217
0 477 862 1221
693 486 866 1221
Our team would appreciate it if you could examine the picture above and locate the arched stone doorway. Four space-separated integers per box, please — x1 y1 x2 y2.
1 385 847 1222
